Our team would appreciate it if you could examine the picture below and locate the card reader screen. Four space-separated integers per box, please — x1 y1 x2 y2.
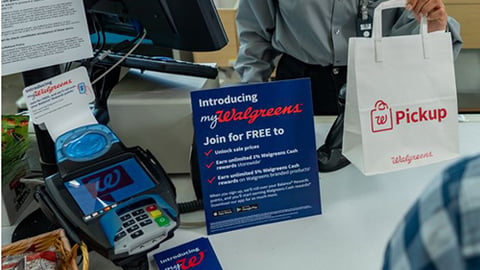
64 158 155 220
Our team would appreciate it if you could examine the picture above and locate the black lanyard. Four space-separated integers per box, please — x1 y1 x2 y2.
356 0 373 37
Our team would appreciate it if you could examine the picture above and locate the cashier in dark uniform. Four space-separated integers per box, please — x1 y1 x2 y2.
234 0 462 171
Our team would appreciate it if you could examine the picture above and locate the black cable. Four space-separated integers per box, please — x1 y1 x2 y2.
178 199 204 214
93 13 106 59
112 28 144 53
91 66 107 100
92 28 147 85
76 252 83 267
90 13 101 53
64 62 72 72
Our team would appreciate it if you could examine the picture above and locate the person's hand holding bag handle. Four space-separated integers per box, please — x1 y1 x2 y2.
406 0 448 32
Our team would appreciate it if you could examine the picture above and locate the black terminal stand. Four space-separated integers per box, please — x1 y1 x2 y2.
22 65 62 177
12 66 64 248
12 66 70 243
90 65 122 125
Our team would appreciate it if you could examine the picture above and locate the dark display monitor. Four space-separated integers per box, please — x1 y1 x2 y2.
84 0 228 52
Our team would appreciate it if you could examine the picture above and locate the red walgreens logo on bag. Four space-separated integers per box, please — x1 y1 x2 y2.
371 100 393 133
370 100 448 133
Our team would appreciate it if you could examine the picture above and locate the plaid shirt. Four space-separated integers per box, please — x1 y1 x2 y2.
383 154 480 270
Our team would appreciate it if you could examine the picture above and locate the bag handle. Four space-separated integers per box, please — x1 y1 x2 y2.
372 0 429 62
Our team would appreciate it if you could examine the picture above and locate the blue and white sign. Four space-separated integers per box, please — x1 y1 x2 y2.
153 238 222 270
191 79 321 235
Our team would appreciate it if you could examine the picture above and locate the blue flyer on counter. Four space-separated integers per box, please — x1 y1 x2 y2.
190 78 321 235
153 237 222 270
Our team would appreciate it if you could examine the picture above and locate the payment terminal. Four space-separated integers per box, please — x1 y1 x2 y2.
39 123 179 262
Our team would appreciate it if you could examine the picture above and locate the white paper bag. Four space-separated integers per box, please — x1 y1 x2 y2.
342 0 459 175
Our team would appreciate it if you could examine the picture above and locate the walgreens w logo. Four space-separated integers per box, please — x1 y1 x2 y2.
370 100 447 133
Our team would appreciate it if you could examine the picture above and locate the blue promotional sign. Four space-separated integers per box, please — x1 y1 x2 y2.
190 79 321 235
153 237 222 270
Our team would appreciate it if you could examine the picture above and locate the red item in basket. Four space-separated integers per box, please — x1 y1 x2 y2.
2 251 57 270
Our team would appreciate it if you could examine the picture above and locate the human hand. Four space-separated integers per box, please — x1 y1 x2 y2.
406 0 448 32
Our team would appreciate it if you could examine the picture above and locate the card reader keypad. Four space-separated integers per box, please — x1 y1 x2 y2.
112 200 176 255
115 204 171 241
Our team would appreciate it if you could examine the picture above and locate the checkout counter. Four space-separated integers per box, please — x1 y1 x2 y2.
145 116 480 270
3 70 480 269
102 70 480 268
